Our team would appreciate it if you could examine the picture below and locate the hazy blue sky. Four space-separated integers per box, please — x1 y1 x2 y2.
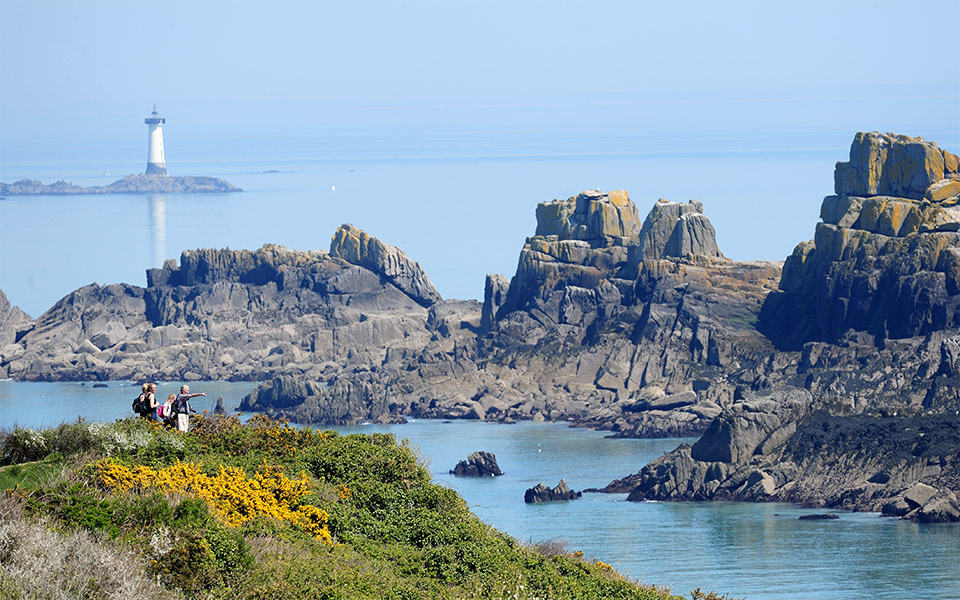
2 1 958 147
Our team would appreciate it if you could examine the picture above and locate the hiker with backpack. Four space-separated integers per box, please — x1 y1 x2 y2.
173 385 206 433
158 393 176 426
132 383 162 421
144 383 161 421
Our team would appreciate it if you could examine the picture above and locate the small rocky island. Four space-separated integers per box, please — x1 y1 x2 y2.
0 174 241 195
450 451 503 477
525 479 582 503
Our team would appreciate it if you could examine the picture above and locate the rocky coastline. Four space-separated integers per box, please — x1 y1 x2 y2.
0 173 241 195
2 131 959 520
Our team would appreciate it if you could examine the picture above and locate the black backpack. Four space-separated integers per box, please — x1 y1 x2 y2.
132 394 146 415
172 395 188 415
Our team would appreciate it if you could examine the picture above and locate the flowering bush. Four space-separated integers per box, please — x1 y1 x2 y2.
99 428 153 456
1 428 47 464
190 413 334 460
96 459 332 543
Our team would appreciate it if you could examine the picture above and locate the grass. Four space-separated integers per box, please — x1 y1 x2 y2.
0 415 720 599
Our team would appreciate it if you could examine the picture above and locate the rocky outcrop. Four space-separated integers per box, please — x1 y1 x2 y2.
635 199 724 261
595 133 960 521
761 132 960 350
594 399 960 519
450 451 503 477
0 229 451 382
834 132 958 200
534 189 641 243
239 374 407 425
524 479 581 503
330 224 441 308
0 290 32 348
0 185 779 437
0 174 241 195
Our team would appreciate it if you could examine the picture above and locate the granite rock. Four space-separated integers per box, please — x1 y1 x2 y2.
450 451 503 477
330 224 441 308
636 199 724 261
762 132 960 350
524 479 581 503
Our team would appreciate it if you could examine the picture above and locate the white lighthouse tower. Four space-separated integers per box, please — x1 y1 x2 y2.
144 106 167 176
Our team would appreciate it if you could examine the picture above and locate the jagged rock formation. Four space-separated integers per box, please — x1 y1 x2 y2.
0 174 241 195
450 451 503 477
2 188 757 436
596 133 960 521
524 479 581 503
0 290 32 348
762 132 960 349
477 190 776 437
329 223 441 308
0 228 455 384
636 199 724 261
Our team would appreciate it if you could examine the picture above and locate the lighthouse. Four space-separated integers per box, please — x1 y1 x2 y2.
144 106 167 176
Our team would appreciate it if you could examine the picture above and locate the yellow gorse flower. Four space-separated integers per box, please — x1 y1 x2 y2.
96 459 332 543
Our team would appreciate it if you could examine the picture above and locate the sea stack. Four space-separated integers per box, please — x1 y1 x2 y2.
144 106 167 176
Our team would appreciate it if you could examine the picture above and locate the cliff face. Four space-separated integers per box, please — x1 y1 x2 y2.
761 132 960 349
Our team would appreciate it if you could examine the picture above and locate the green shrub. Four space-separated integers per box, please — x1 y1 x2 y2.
172 497 213 530
5 417 690 600
153 530 220 592
206 523 254 578
44 421 100 456
1 427 49 464
123 492 174 530
38 482 121 536
302 433 427 487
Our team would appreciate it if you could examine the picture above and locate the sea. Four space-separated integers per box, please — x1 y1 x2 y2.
1 129 959 599
0 380 958 600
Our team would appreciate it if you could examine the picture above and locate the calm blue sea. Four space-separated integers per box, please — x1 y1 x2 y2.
0 381 958 600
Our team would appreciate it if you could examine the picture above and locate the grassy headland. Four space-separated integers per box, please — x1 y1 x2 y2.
0 414 711 599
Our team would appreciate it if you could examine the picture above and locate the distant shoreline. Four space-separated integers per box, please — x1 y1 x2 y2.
0 174 242 195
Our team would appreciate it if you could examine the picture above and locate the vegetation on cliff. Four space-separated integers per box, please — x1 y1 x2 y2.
0 415 689 599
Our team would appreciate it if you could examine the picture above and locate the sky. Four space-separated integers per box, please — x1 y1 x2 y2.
2 1 958 147
1 1 959 315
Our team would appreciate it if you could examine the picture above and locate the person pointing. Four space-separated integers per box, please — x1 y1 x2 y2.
173 384 206 433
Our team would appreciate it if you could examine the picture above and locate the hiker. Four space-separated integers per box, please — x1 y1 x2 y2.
158 393 176 426
144 382 161 421
134 383 151 418
173 385 206 433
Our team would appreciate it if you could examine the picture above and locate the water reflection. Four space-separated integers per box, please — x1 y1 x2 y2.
149 195 166 267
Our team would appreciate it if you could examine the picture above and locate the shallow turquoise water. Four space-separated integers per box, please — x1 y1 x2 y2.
1 381 958 599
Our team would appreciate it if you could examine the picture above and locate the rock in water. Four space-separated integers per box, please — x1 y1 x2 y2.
524 478 581 503
449 451 503 476
0 174 241 195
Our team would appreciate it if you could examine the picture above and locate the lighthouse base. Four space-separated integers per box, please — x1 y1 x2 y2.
145 163 168 176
